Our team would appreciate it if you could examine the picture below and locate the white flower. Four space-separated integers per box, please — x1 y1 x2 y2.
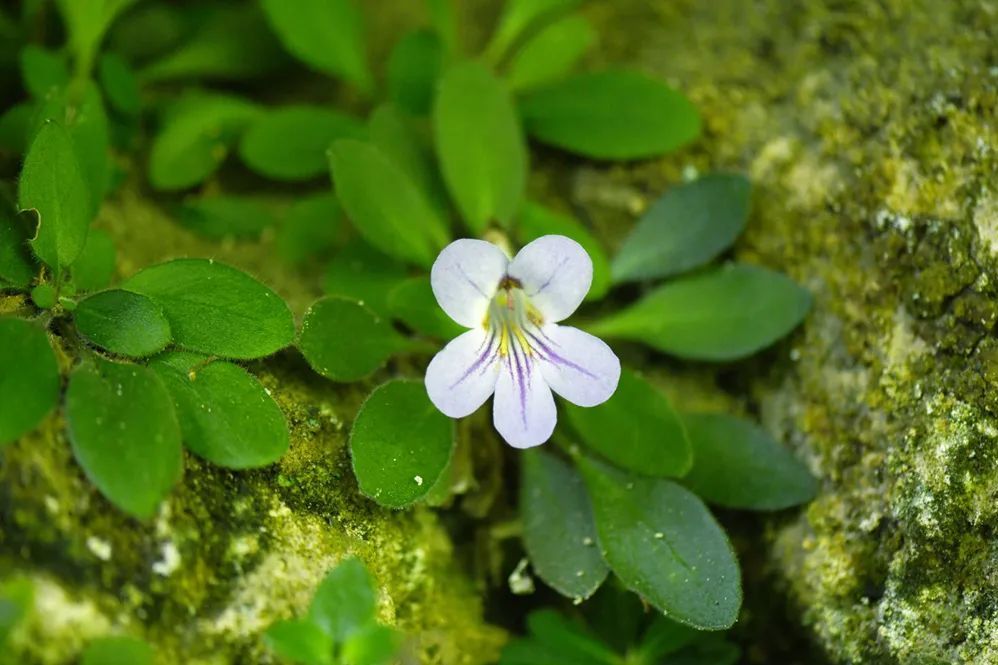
425 235 621 448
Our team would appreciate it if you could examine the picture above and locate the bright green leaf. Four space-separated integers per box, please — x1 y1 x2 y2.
341 624 402 665
80 636 154 665
434 61 527 232
240 105 365 182
350 379 454 508
485 0 580 62
681 413 817 510
506 15 595 93
31 283 57 309
98 53 140 115
517 201 609 300
612 174 751 283
387 29 443 116
0 318 59 446
152 351 289 469
75 289 172 357
71 228 116 292
122 258 294 359
0 212 38 289
521 450 608 600
564 369 691 477
387 276 463 340
588 264 811 361
278 193 341 266
577 455 742 630
65 360 183 519
309 557 376 641
260 0 371 91
323 239 408 316
56 0 137 73
265 619 333 665
519 70 700 160
20 45 69 98
177 196 276 240
298 296 406 382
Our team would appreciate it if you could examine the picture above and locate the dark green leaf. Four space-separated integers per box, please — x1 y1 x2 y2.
75 289 172 357
564 369 691 477
152 351 289 469
0 318 59 446
588 264 811 361
309 557 376 641
298 297 406 382
387 276 463 340
323 239 408 316
612 174 751 283
517 202 609 300
0 211 38 289
65 360 183 519
506 15 595 93
148 93 260 191
368 105 449 218
434 61 527 232
20 45 69 98
278 193 341 266
122 258 294 359
521 450 608 600
666 634 741 665
240 106 365 182
681 413 817 510
520 70 700 160
80 636 154 665
525 610 620 665
177 196 276 240
387 29 443 116
632 615 696 662
71 228 116 292
330 139 448 267
341 624 402 665
265 619 333 665
0 103 34 154
577 456 741 630
98 53 140 115
0 578 33 646
18 121 91 271
485 0 580 62
260 0 371 91
350 379 454 508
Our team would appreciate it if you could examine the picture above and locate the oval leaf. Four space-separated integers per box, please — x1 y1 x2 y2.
323 240 408 316
387 276 463 340
434 61 527 232
682 413 817 510
612 174 751 283
519 70 700 160
350 379 454 508
265 619 333 665
564 369 691 477
66 360 183 519
177 196 276 240
0 318 60 446
506 15 596 93
299 296 406 382
588 264 811 361
309 557 376 641
485 0 580 62
122 258 294 359
387 29 443 116
75 289 172 357
240 105 365 181
152 351 289 469
521 450 608 600
368 105 449 218
278 192 341 266
20 45 70 99
98 53 141 116
577 455 741 630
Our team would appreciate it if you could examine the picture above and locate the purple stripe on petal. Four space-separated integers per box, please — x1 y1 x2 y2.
525 329 598 379
449 332 497 389
528 256 570 297
509 341 531 429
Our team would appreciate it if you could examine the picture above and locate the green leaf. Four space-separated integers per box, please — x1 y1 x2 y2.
387 29 444 116
152 351 289 469
631 615 696 662
177 196 276 240
368 105 449 218
0 318 59 446
0 578 33 646
31 283 57 309
525 610 620 665
387 276 463 340
75 289 172 357
612 174 751 283
588 264 811 361
341 624 402 665
485 0 580 62
521 450 608 600
65 359 183 519
666 634 741 665
98 53 140 116
506 15 595 93
434 61 527 232
564 369 691 478
323 239 408 316
309 557 377 641
122 258 294 359
350 379 454 508
681 413 817 510
329 139 448 267
71 228 116 292
260 0 371 92
517 202 609 300
298 297 406 382
425 0 457 52
265 619 333 665
56 0 136 72
240 106 365 182
278 193 341 266
20 45 69 98
0 102 34 155
18 121 91 271
577 455 742 630
80 636 154 665
519 70 701 160
0 211 38 289
148 93 260 191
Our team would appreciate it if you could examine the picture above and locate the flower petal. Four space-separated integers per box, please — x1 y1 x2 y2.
425 328 501 418
534 325 620 407
508 235 592 322
430 239 509 328
493 346 556 448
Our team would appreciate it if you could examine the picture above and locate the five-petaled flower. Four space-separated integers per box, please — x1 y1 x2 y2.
425 235 621 448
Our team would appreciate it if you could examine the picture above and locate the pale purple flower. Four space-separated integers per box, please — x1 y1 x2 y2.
425 235 621 448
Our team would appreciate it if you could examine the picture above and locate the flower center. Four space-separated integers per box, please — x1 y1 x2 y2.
483 276 544 358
